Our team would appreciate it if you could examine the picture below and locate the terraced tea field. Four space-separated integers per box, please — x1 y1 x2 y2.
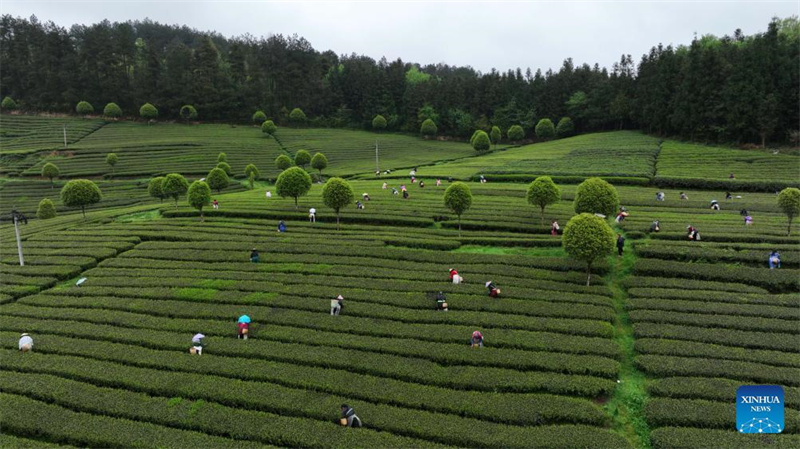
1 116 798 448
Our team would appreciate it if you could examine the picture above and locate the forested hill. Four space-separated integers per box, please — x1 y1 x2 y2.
0 15 797 145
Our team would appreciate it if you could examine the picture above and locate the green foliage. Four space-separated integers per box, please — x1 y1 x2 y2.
261 120 277 135
444 182 473 236
103 102 122 118
490 126 502 147
1 96 17 110
60 179 102 218
275 154 292 170
322 177 354 229
161 173 189 207
777 187 800 235
148 176 166 203
217 152 227 163
573 177 619 217
556 117 575 138
139 103 158 120
105 153 118 173
187 180 211 220
75 101 94 115
179 105 198 120
405 66 431 85
289 108 307 126
562 213 614 285
41 162 60 187
206 167 230 193
244 164 260 189
633 258 799 293
294 149 311 168
36 198 57 219
471 130 490 152
535 118 555 139
420 118 438 137
252 111 267 124
372 114 387 130
216 161 232 175
527 176 561 224
507 125 525 142
276 166 312 207
311 152 328 178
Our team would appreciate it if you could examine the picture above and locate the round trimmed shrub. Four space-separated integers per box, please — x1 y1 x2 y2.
148 176 166 203
574 177 620 217
206 167 230 193
289 108 307 126
252 111 267 124
161 173 189 207
490 126 502 146
217 152 227 163
187 180 211 221
294 150 311 168
36 198 57 220
261 120 277 136
535 118 555 139
507 125 525 142
444 182 473 236
276 166 312 208
1 96 17 110
76 101 94 115
103 103 122 118
322 177 354 229
139 103 158 120
527 176 561 224
41 162 60 187
556 117 575 138
60 179 102 218
372 115 387 130
180 105 198 120
311 152 328 179
471 130 490 152
777 187 800 236
420 119 438 137
563 213 615 286
275 154 292 170
216 162 232 175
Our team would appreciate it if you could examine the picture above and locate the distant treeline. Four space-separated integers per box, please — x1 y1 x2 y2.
1 15 797 145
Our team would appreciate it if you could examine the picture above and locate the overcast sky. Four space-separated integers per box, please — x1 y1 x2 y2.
2 1 797 73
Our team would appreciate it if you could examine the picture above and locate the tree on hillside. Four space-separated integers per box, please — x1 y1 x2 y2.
372 114 387 131
244 164 260 189
106 153 118 175
261 120 277 136
471 130 490 152
574 177 619 218
777 187 800 236
757 94 779 147
420 119 438 138
1 96 17 110
76 101 94 115
276 166 312 208
556 117 575 138
61 179 102 218
275 154 292 170
41 162 60 188
490 126 502 149
216 161 232 175
103 103 122 118
161 173 189 208
322 177 354 230
563 213 615 286
527 176 561 225
217 152 227 163
311 152 328 180
535 119 555 140
187 180 211 221
148 176 166 203
444 182 472 237
507 125 525 142
36 198 57 220
289 108 307 126
180 104 198 121
206 167 229 193
294 150 311 169
469 130 480 145
252 111 267 124
140 103 158 121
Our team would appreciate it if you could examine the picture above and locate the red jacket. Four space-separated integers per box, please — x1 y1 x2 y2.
449 269 458 280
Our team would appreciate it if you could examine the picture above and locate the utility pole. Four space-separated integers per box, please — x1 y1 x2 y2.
375 140 379 174
63 124 67 149
11 208 27 266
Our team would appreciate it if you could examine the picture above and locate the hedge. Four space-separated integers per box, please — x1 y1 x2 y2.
0 432 72 448
633 259 800 293
0 349 627 448
622 277 768 294
636 354 800 386
645 397 799 432
627 287 798 307
635 338 800 368
628 298 799 321
470 174 651 185
0 393 267 449
653 176 800 192
636 244 799 268
651 427 800 449
629 309 798 334
649 377 800 406
634 323 800 352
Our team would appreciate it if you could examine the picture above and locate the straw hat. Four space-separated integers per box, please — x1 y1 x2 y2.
20 333 29 337
337 295 344 300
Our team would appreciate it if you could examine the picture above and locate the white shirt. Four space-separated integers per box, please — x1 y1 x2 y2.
309 208 316 215
19 336 33 349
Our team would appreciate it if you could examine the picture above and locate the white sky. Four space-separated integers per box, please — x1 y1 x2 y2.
2 1 798 73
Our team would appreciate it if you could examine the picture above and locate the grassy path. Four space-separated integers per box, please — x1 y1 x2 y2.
604 232 651 448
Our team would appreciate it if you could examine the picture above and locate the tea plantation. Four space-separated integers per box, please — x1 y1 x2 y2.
0 116 798 448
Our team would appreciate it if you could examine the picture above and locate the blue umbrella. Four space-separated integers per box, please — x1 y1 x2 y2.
238 315 251 324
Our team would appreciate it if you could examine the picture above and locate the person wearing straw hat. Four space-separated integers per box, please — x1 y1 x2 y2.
449 268 462 284
18 333 33 352
250 248 260 263
331 295 343 316
485 281 501 298
471 330 484 348
339 404 362 427
190 333 205 355
237 315 251 340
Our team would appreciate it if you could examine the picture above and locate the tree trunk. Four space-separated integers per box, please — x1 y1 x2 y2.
458 215 461 237
761 134 766 148
336 211 340 231
540 207 545 226
586 263 592 286
789 217 793 236
294 197 298 209
81 206 86 218
200 209 204 222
